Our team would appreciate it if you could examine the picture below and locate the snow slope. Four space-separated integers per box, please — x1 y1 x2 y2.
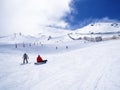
0 22 120 90
69 22 120 41
0 33 38 44
76 22 120 33
0 40 120 90
0 22 120 44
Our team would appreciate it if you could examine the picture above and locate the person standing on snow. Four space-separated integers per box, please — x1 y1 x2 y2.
23 53 29 64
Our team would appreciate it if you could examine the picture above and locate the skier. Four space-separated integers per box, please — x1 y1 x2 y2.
37 55 43 62
66 46 68 49
23 53 29 64
56 46 58 49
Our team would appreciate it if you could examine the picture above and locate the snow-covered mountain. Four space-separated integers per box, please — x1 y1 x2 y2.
0 22 120 44
76 22 120 33
0 22 120 90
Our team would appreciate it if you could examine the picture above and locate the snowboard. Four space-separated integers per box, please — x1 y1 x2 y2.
34 60 47 65
20 62 31 65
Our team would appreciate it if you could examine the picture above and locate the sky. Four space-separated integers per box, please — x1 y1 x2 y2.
0 0 120 36
64 0 120 29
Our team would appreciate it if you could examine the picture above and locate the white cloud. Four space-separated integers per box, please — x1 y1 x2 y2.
0 0 72 35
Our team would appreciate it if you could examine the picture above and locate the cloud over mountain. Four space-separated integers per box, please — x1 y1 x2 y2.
0 0 72 35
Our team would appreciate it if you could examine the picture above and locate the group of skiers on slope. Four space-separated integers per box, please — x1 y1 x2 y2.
23 53 44 64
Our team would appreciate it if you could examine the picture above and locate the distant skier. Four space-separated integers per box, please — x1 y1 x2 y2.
66 46 68 49
15 43 17 48
23 53 29 64
56 46 58 49
29 43 31 47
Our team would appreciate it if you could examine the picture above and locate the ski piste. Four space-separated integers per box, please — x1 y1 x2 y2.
0 22 120 90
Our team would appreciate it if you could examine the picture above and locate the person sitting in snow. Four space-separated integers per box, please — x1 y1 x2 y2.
37 55 43 62
36 55 47 63
23 53 29 64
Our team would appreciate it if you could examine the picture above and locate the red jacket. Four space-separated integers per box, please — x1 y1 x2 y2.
37 55 43 62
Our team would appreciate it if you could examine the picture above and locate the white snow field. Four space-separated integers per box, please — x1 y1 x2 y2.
0 22 120 90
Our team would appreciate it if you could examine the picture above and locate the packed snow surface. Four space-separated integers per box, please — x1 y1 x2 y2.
0 22 120 90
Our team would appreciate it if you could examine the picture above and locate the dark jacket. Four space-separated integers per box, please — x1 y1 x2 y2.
23 53 29 59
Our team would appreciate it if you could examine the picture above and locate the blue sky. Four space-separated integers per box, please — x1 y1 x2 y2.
64 0 120 29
